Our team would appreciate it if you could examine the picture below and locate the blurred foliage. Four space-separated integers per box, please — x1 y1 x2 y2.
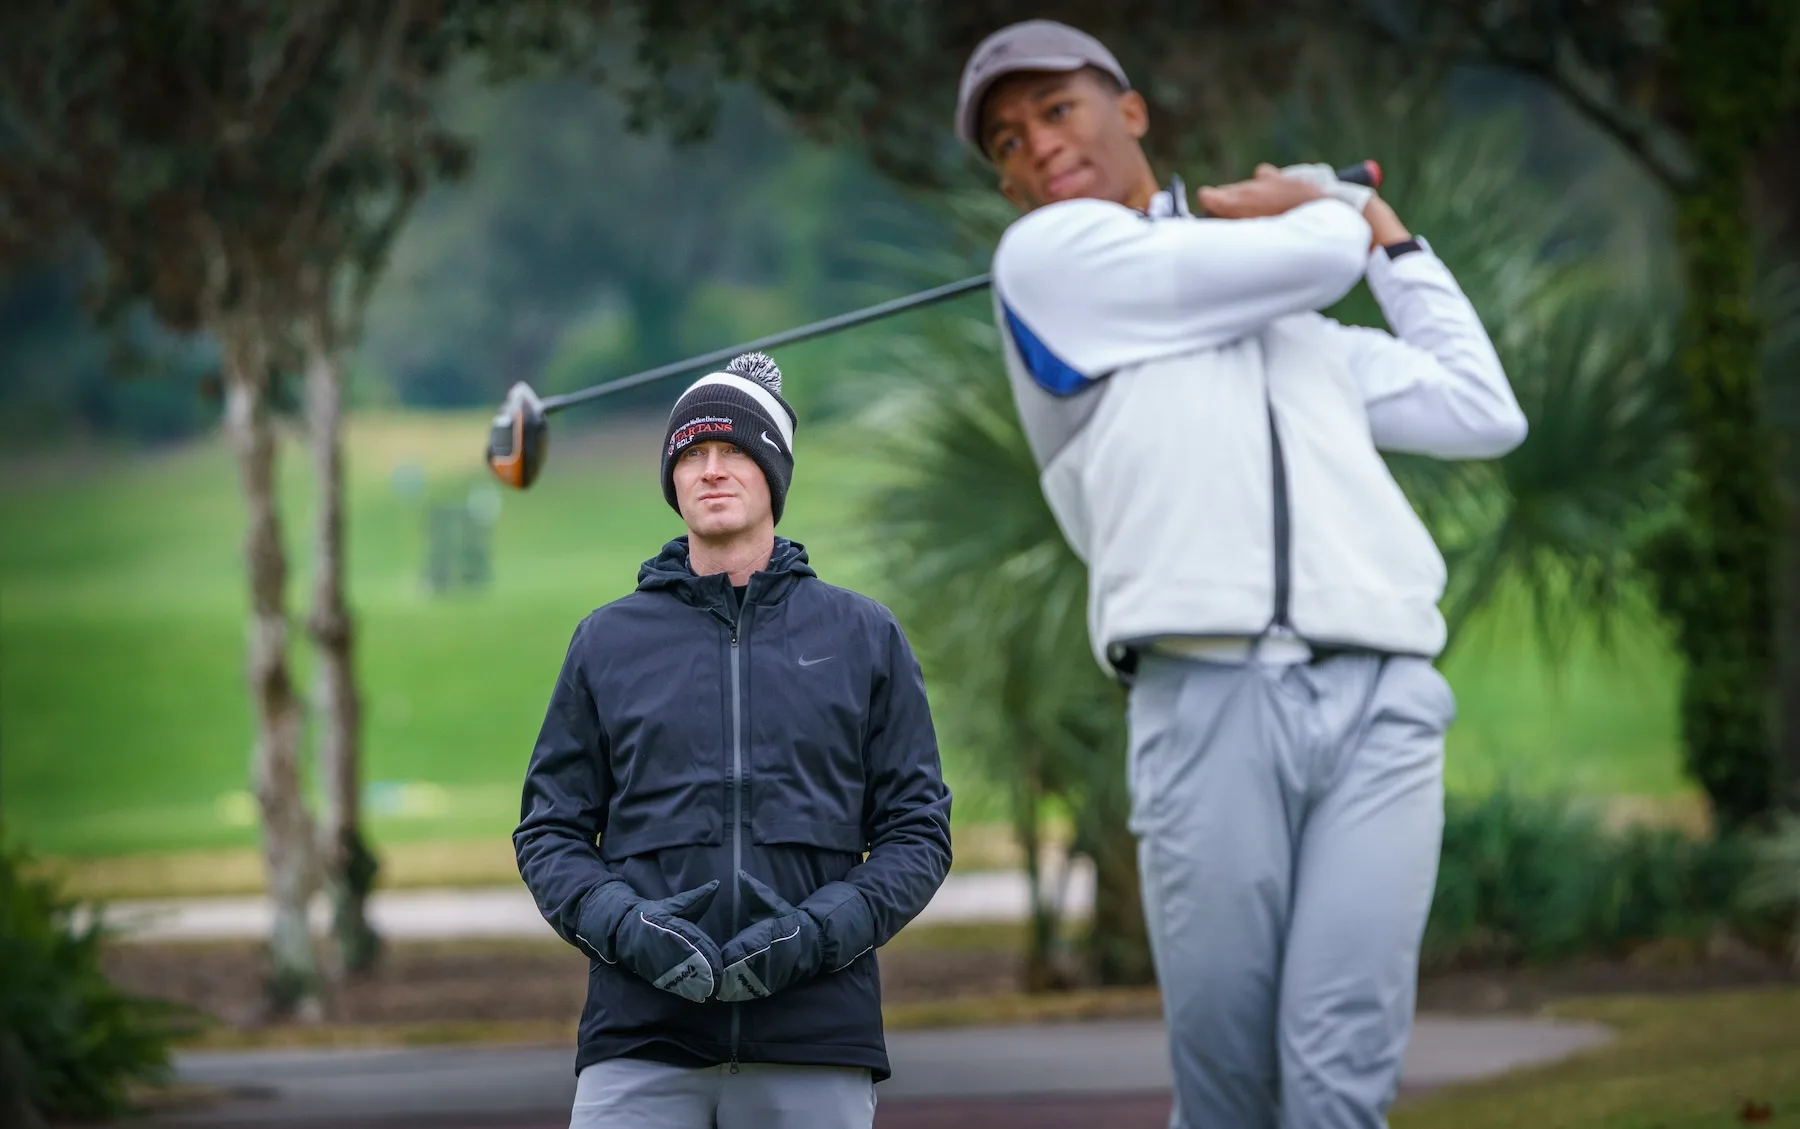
1742 813 1800 968
0 843 192 1122
0 264 219 446
1401 284 1683 661
1238 75 1687 663
606 1 1496 190
1230 61 1800 825
3 77 948 438
1425 789 1776 970
1633 0 1797 828
355 77 941 416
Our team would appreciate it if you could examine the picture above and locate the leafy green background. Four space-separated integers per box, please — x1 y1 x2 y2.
0 411 1686 860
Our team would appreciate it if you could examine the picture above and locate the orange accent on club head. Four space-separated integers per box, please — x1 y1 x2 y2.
488 413 527 489
1365 159 1383 190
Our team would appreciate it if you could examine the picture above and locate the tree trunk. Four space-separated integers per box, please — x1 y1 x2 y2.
301 305 381 977
1657 177 1780 830
219 317 322 1017
1782 488 1800 811
1084 812 1154 986
0 1029 45 1129
1776 354 1800 812
1645 2 1788 830
1011 751 1064 992
1064 719 1153 987
1754 114 1800 815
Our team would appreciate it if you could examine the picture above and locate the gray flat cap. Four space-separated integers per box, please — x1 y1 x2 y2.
954 20 1131 153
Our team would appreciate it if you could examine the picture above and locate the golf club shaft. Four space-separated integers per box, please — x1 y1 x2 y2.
538 273 994 415
535 161 1379 415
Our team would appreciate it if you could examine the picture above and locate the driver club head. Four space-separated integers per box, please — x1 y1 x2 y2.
487 382 548 490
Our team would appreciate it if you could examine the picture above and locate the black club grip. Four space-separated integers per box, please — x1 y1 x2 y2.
1336 160 1382 188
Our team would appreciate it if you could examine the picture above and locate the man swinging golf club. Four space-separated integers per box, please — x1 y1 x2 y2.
957 20 1527 1129
515 353 952 1127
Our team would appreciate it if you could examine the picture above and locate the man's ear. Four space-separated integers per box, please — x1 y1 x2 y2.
1119 89 1150 141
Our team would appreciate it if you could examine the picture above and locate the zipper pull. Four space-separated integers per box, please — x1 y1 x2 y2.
729 1051 740 1076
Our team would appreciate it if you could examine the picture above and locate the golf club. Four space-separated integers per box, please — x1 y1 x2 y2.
487 160 1383 489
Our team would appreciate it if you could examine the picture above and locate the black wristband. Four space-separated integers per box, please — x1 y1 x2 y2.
1383 238 1423 260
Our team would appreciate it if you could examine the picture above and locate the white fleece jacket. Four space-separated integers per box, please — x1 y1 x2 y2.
990 185 1526 670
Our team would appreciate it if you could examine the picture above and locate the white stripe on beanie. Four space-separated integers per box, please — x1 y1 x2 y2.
682 372 795 452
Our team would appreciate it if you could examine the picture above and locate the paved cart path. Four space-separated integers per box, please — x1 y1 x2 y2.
146 1015 1613 1128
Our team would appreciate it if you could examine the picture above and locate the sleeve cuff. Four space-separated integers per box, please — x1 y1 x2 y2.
800 881 876 970
575 879 640 961
1363 234 1448 302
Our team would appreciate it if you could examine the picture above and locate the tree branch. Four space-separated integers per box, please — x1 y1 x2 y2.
192 209 232 329
1301 0 1418 54
307 0 414 184
270 4 407 279
339 168 422 346
0 0 93 175
242 2 346 146
1457 13 1694 191
1326 1 1695 192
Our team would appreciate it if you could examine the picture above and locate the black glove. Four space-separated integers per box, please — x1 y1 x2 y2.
583 879 723 1003
716 871 828 1003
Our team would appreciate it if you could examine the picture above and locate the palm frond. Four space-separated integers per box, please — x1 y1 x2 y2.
1417 275 1683 662
1216 71 1686 666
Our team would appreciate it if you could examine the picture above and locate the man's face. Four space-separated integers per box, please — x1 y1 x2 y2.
980 69 1150 212
673 440 774 540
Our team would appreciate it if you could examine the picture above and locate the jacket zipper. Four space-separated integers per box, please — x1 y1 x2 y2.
728 606 745 1074
1265 394 1293 633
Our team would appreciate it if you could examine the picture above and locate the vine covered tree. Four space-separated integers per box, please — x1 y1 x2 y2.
0 0 593 1011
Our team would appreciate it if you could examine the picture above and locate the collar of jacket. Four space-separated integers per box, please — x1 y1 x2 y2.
1145 174 1190 219
635 535 817 611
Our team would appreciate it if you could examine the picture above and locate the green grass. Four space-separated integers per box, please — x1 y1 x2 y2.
1 412 1694 863
165 990 1171 1053
1438 598 1687 801
1395 988 1800 1129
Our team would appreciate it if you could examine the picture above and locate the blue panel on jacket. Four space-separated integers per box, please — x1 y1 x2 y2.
1004 305 1093 397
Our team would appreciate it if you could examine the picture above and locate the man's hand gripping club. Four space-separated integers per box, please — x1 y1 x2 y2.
1199 163 1411 248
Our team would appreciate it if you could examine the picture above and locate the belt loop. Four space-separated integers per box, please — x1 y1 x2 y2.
1108 643 1141 688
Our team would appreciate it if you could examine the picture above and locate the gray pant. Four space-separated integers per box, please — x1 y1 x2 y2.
570 1058 875 1129
1127 653 1453 1129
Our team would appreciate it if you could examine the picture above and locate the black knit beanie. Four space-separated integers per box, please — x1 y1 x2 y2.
661 352 798 523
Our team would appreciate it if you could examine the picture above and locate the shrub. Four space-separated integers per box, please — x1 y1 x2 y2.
1742 813 1800 968
0 844 190 1122
1424 789 1767 970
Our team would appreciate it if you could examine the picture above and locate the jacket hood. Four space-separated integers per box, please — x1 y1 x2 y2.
636 536 817 608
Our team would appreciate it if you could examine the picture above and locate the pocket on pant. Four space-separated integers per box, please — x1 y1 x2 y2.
1126 667 1181 832
1381 657 1457 735
1414 660 1457 730
1126 743 1163 835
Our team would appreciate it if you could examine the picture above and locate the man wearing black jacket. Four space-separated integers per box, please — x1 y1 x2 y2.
515 352 953 1128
